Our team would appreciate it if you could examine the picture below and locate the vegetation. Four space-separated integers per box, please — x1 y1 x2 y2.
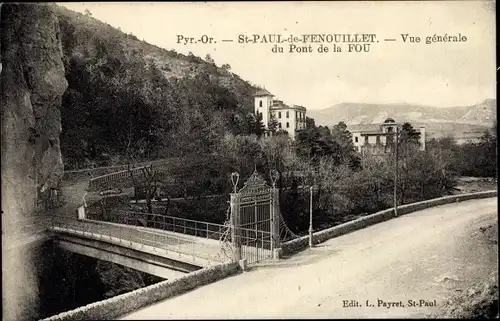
427 121 497 178
55 5 262 170
55 5 496 234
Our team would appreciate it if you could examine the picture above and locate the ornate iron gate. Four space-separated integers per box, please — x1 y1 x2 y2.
229 170 280 264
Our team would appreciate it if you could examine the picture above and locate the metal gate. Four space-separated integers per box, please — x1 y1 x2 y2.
229 170 279 264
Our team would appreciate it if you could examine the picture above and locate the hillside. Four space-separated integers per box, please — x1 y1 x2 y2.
54 5 259 169
309 99 496 136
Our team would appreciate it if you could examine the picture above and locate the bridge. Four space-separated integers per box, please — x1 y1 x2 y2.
11 166 297 280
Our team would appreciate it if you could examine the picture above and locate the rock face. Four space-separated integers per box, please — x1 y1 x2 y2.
96 261 147 298
1 3 67 320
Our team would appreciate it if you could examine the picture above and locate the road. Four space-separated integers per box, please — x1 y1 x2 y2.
121 197 498 319
57 177 134 218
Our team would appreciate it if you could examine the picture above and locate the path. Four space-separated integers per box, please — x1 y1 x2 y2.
57 178 133 218
121 197 498 319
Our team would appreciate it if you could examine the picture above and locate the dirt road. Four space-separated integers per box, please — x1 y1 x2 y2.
121 197 498 319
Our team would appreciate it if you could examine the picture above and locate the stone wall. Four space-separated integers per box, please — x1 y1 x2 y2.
1 4 67 320
282 191 498 256
40 262 240 321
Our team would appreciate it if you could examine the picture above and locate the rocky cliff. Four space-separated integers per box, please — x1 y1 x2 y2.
1 3 68 320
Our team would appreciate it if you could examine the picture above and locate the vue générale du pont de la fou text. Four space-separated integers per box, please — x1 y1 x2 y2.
176 33 468 53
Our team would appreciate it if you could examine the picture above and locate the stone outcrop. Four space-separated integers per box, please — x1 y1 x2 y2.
1 3 67 221
1 3 67 320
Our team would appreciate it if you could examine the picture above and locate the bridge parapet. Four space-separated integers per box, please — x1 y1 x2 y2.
49 216 230 267
87 210 228 242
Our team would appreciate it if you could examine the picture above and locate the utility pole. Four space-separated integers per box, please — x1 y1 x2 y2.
394 125 399 216
308 178 313 248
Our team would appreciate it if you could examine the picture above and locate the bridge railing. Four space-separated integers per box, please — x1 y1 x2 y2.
49 215 226 263
87 210 227 242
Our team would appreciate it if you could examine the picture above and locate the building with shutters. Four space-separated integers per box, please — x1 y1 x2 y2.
253 88 307 139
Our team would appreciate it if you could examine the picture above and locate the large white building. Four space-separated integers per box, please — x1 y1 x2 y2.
253 89 307 139
351 118 426 154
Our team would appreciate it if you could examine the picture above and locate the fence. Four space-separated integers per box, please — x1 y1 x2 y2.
88 166 151 191
238 225 272 264
49 216 227 264
85 209 272 264
86 210 228 242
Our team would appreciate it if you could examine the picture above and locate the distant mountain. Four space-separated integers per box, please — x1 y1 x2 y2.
309 99 496 127
308 99 496 139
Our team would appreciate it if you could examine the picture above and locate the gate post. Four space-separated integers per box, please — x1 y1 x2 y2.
271 187 281 259
230 192 242 262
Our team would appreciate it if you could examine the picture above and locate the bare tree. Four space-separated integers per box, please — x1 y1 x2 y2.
141 165 158 215
125 124 142 204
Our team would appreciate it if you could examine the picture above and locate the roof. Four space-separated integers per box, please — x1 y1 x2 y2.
348 124 381 133
253 88 274 97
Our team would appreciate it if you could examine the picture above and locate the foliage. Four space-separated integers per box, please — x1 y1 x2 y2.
54 7 495 235
268 112 279 135
55 6 258 169
204 53 214 63
295 121 360 169
426 122 497 178
253 112 267 138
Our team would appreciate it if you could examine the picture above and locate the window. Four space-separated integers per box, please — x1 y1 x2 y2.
278 112 281 119
286 122 290 128
355 136 358 143
286 111 289 118
259 100 263 107
295 111 298 118
278 123 282 128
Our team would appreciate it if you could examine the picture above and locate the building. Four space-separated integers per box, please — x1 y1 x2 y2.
350 118 426 154
253 88 307 139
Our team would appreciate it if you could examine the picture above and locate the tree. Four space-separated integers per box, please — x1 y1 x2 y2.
399 122 421 147
259 134 294 187
221 63 231 71
140 165 159 216
454 122 497 177
397 122 422 203
268 112 279 135
205 53 214 63
251 112 266 138
330 121 360 169
305 116 316 129
295 127 341 166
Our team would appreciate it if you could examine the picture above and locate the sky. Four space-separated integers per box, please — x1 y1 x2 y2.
59 1 496 110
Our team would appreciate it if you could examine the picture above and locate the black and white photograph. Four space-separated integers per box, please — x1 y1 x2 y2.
1 1 497 320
